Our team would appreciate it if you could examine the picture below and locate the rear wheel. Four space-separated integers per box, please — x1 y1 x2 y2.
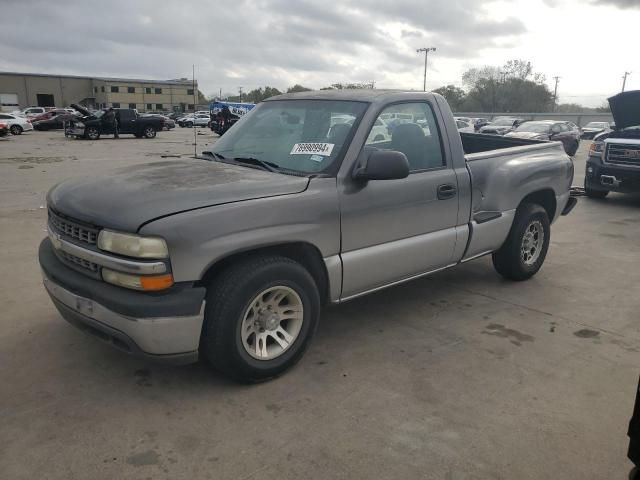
492 203 550 281
10 125 23 135
143 126 156 138
567 140 579 156
85 127 100 140
200 255 320 383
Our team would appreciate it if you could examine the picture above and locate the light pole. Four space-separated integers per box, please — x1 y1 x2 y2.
622 72 631 92
416 47 436 92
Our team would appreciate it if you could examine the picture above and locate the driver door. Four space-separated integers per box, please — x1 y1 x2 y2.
338 102 460 299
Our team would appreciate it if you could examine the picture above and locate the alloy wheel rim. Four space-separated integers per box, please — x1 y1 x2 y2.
240 286 304 361
521 220 544 266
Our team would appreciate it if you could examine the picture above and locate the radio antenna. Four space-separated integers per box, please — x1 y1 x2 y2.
193 64 197 157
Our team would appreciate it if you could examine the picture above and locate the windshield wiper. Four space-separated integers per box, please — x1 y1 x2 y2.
231 156 280 173
201 151 226 161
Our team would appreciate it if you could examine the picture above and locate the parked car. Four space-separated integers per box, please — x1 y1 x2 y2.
141 114 175 130
29 109 79 124
629 376 640 480
67 104 164 139
472 117 490 131
39 90 575 382
32 113 77 131
505 120 581 156
11 106 47 118
581 121 611 139
455 118 475 133
479 117 525 135
177 114 195 127
180 113 210 128
0 112 34 135
167 112 185 120
366 117 390 143
0 122 8 137
584 90 640 198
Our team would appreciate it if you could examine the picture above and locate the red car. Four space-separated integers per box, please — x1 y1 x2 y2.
29 109 76 123
0 122 8 137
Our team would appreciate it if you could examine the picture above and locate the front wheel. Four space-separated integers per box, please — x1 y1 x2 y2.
200 256 320 383
143 127 156 138
85 127 100 140
10 125 23 135
492 203 550 281
186 122 193 128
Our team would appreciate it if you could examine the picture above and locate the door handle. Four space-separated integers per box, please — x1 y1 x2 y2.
437 184 457 200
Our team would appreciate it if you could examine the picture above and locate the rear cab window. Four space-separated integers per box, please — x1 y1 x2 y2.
363 102 445 172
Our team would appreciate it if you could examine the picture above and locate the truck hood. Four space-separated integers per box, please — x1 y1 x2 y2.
70 103 92 117
608 90 640 130
47 159 310 232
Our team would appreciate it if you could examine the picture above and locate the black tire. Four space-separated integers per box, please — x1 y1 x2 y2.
10 124 23 135
186 121 194 128
584 178 609 199
143 126 156 138
85 127 100 140
567 141 579 156
200 255 321 383
492 203 550 281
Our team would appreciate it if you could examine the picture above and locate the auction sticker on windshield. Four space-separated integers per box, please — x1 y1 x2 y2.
290 143 335 156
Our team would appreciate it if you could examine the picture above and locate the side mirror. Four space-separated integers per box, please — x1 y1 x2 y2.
353 149 410 181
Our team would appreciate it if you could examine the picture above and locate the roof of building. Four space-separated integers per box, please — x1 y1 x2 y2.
0 71 196 85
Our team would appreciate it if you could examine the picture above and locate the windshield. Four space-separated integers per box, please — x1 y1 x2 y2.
515 122 552 133
492 118 516 126
585 122 607 128
94 110 105 118
208 99 368 174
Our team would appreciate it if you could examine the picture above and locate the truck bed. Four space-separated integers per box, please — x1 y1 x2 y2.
460 132 544 155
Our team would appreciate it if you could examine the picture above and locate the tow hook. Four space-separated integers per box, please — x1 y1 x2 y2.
601 175 621 187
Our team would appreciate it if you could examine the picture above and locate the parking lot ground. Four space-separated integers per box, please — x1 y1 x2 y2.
1 129 639 479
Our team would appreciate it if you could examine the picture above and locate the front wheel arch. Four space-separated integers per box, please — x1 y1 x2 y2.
197 242 329 305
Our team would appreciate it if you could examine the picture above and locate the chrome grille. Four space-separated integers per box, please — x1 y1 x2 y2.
49 209 99 245
59 250 100 273
606 143 640 167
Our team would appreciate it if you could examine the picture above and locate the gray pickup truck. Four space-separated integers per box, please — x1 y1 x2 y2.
39 90 576 382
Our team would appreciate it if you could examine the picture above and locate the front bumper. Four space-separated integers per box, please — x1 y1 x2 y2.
39 238 206 364
586 157 640 193
68 127 85 136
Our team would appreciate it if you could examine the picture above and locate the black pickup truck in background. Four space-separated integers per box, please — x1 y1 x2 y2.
584 91 640 198
68 104 164 140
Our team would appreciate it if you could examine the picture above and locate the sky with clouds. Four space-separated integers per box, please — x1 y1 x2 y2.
0 0 638 106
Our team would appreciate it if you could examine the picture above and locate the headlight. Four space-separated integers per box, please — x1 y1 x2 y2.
102 268 174 291
97 230 168 258
74 122 85 128
589 141 604 158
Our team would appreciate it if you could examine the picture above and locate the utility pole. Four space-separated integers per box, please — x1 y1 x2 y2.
238 86 243 102
622 71 631 92
416 47 436 92
219 88 222 100
552 76 561 112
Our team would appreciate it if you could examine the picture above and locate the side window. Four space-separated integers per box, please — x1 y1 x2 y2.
364 102 444 171
0 114 10 119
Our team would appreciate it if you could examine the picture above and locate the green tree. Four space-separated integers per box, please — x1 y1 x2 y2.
245 86 283 103
461 60 553 112
287 84 313 93
432 85 466 111
322 82 375 90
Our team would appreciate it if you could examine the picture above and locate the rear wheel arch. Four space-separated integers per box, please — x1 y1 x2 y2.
518 189 556 221
198 242 330 305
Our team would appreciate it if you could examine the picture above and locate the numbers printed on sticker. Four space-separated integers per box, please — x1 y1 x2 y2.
290 143 335 156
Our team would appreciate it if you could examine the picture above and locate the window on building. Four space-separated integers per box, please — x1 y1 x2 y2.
112 102 121 108
187 89 194 96
127 87 135 94
155 88 162 94
156 104 163 110
94 87 98 93
146 103 152 111
101 86 105 93
128 103 136 109
145 87 151 94
188 104 194 111
111 86 119 93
